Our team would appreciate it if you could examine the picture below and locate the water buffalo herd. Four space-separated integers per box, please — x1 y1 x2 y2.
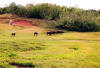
47 30 64 36
11 33 16 36
11 30 64 36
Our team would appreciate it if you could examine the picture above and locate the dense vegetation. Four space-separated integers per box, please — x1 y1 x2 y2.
0 2 100 32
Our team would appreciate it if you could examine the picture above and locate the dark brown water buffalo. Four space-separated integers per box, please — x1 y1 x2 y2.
11 33 16 36
47 31 57 36
34 32 38 36
47 31 52 36
47 30 64 36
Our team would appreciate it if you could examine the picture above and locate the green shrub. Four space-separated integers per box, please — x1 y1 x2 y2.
56 13 98 32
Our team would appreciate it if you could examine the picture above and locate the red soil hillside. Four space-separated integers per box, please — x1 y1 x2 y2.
0 13 56 27
13 20 33 26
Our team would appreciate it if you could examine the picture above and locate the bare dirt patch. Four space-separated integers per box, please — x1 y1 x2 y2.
13 20 33 27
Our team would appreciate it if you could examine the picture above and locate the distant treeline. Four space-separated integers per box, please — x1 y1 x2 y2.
0 2 100 32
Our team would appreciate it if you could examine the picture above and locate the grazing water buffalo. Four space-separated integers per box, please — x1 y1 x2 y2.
47 31 56 36
47 31 52 36
11 33 16 36
34 32 38 36
47 30 64 36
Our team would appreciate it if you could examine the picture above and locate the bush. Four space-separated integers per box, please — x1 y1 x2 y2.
0 8 3 14
26 3 61 20
56 13 98 32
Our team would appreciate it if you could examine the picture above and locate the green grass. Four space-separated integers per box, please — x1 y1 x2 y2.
0 23 100 68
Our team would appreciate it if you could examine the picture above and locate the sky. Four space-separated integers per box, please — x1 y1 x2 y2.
0 0 99 10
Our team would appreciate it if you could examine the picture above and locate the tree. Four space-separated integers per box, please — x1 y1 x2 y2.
8 2 18 14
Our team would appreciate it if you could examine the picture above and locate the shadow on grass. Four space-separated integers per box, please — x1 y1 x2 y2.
10 62 35 68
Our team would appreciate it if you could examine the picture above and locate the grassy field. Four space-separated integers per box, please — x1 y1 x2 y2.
0 22 100 68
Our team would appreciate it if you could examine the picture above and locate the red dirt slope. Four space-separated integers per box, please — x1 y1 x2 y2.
13 20 33 26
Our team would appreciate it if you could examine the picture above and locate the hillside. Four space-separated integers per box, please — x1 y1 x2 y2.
0 3 99 32
0 13 56 28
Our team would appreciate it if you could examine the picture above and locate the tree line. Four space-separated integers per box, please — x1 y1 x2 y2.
0 2 100 32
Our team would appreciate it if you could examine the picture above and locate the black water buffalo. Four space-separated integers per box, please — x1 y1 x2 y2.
47 31 52 36
46 31 57 35
11 33 16 36
34 32 38 36
47 30 64 36
47 31 55 36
